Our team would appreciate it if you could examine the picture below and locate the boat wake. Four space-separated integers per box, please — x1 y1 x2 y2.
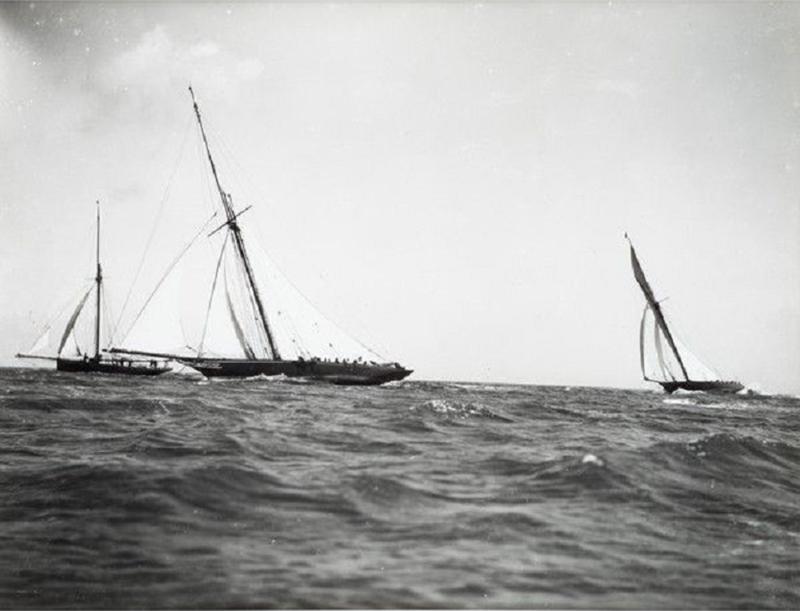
661 397 697 406
198 373 314 386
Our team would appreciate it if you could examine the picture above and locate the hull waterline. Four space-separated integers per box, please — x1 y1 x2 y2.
179 358 412 386
57 357 171 377
658 380 744 394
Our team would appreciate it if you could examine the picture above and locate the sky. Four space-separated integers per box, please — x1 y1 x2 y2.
1 1 798 394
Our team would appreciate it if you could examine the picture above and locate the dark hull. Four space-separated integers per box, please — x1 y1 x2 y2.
57 358 171 376
179 358 412 386
658 380 744 394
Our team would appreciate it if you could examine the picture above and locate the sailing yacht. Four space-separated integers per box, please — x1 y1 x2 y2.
626 234 743 394
111 87 411 386
16 202 171 376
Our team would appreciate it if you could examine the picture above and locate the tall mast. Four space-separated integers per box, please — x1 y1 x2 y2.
188 86 281 360
625 235 689 380
94 200 102 359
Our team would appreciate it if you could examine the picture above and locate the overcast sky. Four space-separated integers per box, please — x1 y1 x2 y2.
1 2 798 394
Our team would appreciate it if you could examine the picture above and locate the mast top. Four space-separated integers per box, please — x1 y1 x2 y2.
94 199 102 359
95 199 101 271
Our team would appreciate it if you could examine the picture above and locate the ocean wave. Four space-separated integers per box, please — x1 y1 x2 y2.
197 373 308 385
662 397 697 406
471 452 645 507
629 433 800 512
2 368 800 609
410 398 513 422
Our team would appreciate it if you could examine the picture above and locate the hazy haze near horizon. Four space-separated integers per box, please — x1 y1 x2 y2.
1 2 798 393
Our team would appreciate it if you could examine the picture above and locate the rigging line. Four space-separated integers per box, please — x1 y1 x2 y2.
262 247 386 360
241 218 388 360
270 282 310 359
198 232 229 357
228 260 263 356
203 122 376 361
286 308 312 359
207 122 273 212
205 119 385 361
41 214 102 339
207 128 263 215
670 320 722 381
210 122 381 355
118 212 219 346
27 280 93 352
178 316 193 355
112 113 195 341
101 284 114 349
188 124 216 226
230 244 272 358
196 129 229 282
224 265 258 360
266 271 315 360
100 275 115 336
196 125 218 218
327 338 344 360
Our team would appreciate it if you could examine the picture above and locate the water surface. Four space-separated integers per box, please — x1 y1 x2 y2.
1 368 798 608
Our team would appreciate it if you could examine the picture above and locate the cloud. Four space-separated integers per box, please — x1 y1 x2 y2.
189 40 219 58
595 78 640 99
112 24 172 84
97 25 265 124
236 57 263 81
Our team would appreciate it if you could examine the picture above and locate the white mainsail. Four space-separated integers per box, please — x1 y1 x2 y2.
113 87 400 376
632 237 729 385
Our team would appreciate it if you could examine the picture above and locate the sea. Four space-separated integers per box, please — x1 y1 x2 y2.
0 367 798 609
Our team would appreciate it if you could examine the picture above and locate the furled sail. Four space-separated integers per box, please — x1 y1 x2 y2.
640 303 677 382
57 287 94 355
627 237 689 381
638 304 648 380
653 316 674 380
224 269 257 360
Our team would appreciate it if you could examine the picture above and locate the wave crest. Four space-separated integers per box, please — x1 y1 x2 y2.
410 399 512 421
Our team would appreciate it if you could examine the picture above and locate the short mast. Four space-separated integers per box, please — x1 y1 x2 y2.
94 200 102 359
188 86 281 360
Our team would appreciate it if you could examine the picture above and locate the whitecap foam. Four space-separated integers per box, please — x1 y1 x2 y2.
662 397 696 406
581 453 604 466
411 398 510 420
